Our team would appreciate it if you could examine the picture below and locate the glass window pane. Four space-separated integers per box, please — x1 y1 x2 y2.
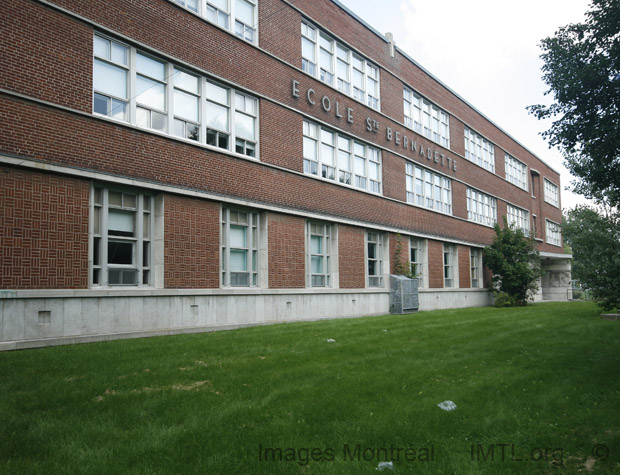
211 0 228 10
311 255 323 274
174 89 199 121
94 36 109 60
173 69 198 93
94 60 127 99
111 42 128 66
229 249 247 271
310 235 322 254
206 82 229 105
108 241 134 265
136 53 165 81
302 37 316 61
230 225 246 247
109 209 134 236
206 101 229 131
136 75 165 110
235 113 255 140
235 0 253 24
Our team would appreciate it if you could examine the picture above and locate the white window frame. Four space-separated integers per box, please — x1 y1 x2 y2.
505 153 528 191
409 237 427 288
303 119 382 194
92 33 259 159
470 248 483 288
544 178 560 207
307 222 332 288
464 127 495 173
443 243 458 288
405 162 452 214
466 188 497 227
173 0 258 44
91 185 154 288
366 231 385 288
506 204 530 236
221 207 260 287
403 88 450 148
546 219 562 246
301 21 380 111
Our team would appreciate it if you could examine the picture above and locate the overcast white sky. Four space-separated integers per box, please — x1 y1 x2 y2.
338 0 593 210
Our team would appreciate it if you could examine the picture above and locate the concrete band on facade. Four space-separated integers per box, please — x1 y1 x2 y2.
0 0 571 349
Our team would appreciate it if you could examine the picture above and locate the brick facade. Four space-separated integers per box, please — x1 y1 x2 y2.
0 0 568 301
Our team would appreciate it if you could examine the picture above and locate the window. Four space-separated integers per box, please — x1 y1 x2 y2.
544 179 559 207
303 120 382 193
464 127 495 172
470 248 482 288
174 0 257 43
466 188 497 227
546 220 561 246
506 204 530 236
91 186 153 287
505 154 528 190
410 237 427 288
93 35 129 120
301 22 380 110
136 53 168 132
443 244 457 288
307 222 331 287
366 231 384 287
403 88 450 147
221 208 259 286
92 34 259 158
405 162 452 214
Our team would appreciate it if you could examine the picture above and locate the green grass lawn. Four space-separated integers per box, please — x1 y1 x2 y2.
1 302 619 474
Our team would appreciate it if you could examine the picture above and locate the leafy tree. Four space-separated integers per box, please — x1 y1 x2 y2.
563 205 620 311
528 0 620 205
484 220 542 305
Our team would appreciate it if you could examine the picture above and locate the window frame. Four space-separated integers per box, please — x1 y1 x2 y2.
405 162 452 215
403 88 450 148
466 187 497 227
221 207 260 287
543 178 560 207
505 153 529 191
409 237 427 288
470 248 482 288
91 185 154 288
303 119 382 194
506 204 530 236
443 243 458 288
301 21 380 111
366 231 384 288
464 127 495 173
173 0 258 44
307 221 332 288
92 33 259 159
545 219 562 246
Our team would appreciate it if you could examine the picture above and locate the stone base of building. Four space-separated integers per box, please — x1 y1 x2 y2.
0 288 497 350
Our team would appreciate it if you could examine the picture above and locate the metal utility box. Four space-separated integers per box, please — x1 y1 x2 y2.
389 275 419 314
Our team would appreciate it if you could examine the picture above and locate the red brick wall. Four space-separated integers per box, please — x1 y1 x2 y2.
427 240 444 289
268 213 305 288
164 195 220 288
458 245 471 289
338 225 365 289
0 166 89 289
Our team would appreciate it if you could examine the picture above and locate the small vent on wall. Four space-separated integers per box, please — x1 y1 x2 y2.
38 310 51 325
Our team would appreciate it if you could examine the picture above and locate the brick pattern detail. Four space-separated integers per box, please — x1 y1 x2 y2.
427 240 444 289
164 195 220 288
268 213 305 289
0 166 89 289
458 245 471 289
338 225 365 289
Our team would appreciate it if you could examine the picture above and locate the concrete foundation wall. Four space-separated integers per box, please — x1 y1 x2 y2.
0 287 497 350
